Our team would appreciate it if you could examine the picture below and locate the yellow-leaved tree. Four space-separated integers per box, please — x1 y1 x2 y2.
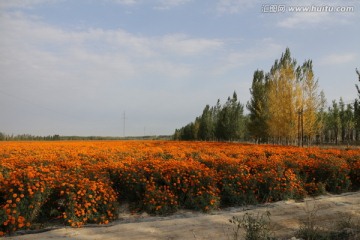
298 60 320 145
266 48 321 145
267 48 301 144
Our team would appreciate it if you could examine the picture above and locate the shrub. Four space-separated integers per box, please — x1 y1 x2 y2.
228 211 275 240
52 177 118 227
110 159 219 213
0 166 54 235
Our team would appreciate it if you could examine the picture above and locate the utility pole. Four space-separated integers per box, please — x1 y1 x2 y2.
298 109 304 147
301 109 304 147
298 110 301 147
123 111 126 138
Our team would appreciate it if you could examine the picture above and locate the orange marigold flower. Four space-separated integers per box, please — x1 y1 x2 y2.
18 216 25 223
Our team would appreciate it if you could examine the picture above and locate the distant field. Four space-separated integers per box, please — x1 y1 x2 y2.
1 141 360 236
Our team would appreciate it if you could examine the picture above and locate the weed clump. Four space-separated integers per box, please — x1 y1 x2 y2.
228 211 275 240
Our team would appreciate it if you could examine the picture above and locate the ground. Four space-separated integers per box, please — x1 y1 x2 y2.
7 191 360 240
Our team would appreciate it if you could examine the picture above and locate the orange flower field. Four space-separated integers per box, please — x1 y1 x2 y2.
1 141 360 236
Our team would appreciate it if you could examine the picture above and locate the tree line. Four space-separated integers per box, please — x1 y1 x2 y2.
0 133 61 141
0 133 172 141
173 91 248 141
174 48 360 145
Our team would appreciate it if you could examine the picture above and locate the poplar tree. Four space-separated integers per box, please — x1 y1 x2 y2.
354 99 360 142
215 92 244 141
328 100 341 144
199 105 214 140
299 60 320 144
355 68 360 95
267 48 299 144
316 91 327 143
246 70 268 143
264 48 322 145
354 69 360 141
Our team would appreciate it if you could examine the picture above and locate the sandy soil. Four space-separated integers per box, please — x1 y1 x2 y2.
7 191 360 240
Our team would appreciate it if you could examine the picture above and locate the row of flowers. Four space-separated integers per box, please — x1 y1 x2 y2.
1 141 359 236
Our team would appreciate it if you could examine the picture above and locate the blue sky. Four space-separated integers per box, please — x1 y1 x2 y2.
0 0 359 136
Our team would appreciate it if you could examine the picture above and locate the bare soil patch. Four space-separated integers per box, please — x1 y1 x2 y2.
7 191 360 240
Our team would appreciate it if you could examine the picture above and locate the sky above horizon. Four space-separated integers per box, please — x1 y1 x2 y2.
1 0 359 137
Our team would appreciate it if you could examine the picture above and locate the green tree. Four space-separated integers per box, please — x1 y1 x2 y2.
316 91 327 144
0 132 5 141
215 92 244 141
183 123 195 140
339 98 346 142
338 98 355 143
193 117 200 140
212 99 222 135
354 68 360 141
199 105 215 141
354 100 360 141
173 122 197 141
328 100 341 144
174 93 245 141
246 70 269 143
355 68 360 95
344 103 355 143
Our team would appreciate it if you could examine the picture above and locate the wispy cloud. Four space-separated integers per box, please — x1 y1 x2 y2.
216 0 259 14
0 11 228 135
319 53 357 66
161 34 223 56
155 0 192 10
277 12 331 29
276 0 358 28
0 0 60 9
1 0 357 135
109 0 139 5
212 39 284 75
215 0 358 28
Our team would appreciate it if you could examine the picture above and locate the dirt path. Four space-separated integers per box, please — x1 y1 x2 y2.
7 191 360 240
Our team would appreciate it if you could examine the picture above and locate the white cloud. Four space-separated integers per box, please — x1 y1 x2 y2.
216 0 259 14
0 11 228 136
277 12 331 28
143 61 192 79
0 0 61 9
276 0 358 28
109 0 193 9
213 39 284 74
161 34 223 56
215 0 358 28
109 0 139 5
155 0 192 10
276 10 356 29
319 53 357 66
